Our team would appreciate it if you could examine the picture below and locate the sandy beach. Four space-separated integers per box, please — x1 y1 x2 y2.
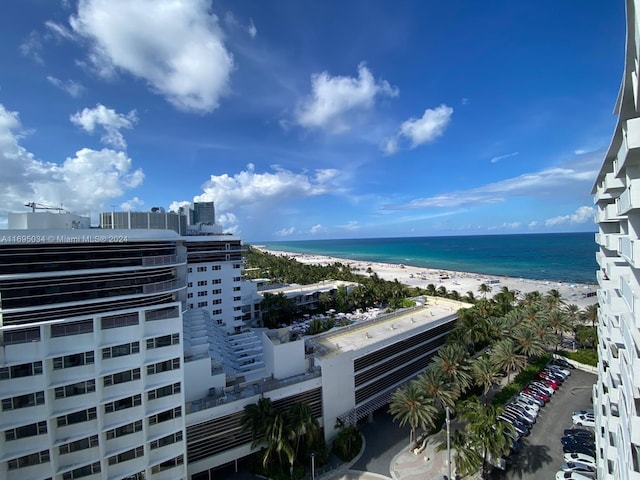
257 248 598 309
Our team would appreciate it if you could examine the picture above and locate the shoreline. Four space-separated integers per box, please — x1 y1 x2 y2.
255 247 598 309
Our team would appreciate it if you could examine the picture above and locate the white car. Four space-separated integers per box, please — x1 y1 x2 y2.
572 414 596 427
555 471 594 480
547 364 571 377
530 381 555 395
512 399 540 413
563 452 596 466
573 409 594 416
561 461 597 477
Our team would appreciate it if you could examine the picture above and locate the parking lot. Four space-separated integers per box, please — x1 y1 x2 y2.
491 368 597 479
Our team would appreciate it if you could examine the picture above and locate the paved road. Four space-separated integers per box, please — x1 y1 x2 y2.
491 368 597 480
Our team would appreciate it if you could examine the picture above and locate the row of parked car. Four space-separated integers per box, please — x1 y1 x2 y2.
497 357 575 448
557 408 597 480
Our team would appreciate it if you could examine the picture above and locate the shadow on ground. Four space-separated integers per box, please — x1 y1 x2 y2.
490 444 553 479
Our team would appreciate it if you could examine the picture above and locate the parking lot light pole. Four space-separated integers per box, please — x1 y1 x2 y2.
311 452 315 480
446 406 451 480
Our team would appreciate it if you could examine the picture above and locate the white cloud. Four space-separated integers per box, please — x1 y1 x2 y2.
528 221 539 228
544 206 595 227
19 31 44 64
47 76 85 98
388 159 599 210
461 97 469 105
340 221 360 231
490 151 519 163
70 104 137 149
193 163 340 211
69 0 234 113
310 224 324 234
44 20 75 41
384 104 453 154
248 19 257 39
276 227 298 237
120 196 144 210
0 103 144 217
295 63 398 132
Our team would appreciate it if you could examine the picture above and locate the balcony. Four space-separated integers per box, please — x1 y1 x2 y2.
143 280 180 294
0 434 50 462
598 202 623 223
56 445 100 474
104 430 144 457
621 276 638 314
617 180 640 215
141 253 186 267
604 171 626 193
617 117 640 174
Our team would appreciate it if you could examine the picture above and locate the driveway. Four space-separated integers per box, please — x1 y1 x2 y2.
490 368 597 480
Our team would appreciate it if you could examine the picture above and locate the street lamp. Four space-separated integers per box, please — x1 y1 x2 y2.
445 406 451 480
311 453 315 480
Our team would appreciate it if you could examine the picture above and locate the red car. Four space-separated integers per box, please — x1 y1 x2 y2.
523 386 550 402
535 376 560 390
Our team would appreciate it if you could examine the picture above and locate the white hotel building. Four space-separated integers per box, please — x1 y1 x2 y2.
0 211 463 480
593 1 640 479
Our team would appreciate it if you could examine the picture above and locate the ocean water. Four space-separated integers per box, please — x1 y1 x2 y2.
258 232 598 285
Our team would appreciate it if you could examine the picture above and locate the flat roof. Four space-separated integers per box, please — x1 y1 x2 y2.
310 297 470 356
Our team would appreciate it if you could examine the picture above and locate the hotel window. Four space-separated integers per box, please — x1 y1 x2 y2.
233 263 241 269
212 309 222 315
233 286 241 291
188 267 192 273
3 326 40 345
187 292 193 298
211 299 222 305
233 276 241 281
59 435 99 455
104 394 141 413
233 296 241 301
102 341 139 359
108 446 144 466
212 265 221 270
212 278 222 284
197 266 207 272
216 319 223 325
234 306 242 311
55 379 96 399
197 280 207 286
212 288 222 295
188 303 194 309
51 319 93 337
147 358 180 375
5 421 47 441
101 313 138 329
53 351 94 369
57 407 97 427
151 455 184 474
0 361 43 380
106 420 142 440
103 368 141 386
150 431 183 449
7 449 50 470
63 462 101 480
146 334 179 349
187 282 193 287
148 406 182 425
197 290 207 297
148 382 181 400
2 391 45 411
197 301 208 307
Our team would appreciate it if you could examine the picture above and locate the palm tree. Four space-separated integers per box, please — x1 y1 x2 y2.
241 396 277 448
519 290 542 307
511 324 546 358
318 292 333 312
463 290 477 303
287 402 320 459
416 366 457 411
470 356 500 404
389 382 438 443
583 303 598 328
263 412 295 471
447 429 483 478
546 308 572 351
490 339 527 383
454 308 487 351
425 284 437 296
478 283 492 298
433 344 473 394
458 399 515 479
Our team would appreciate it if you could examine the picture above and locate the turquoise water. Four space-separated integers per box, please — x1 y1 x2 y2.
258 232 598 284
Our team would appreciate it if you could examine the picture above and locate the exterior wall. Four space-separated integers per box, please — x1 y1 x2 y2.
593 2 640 479
8 211 91 229
262 330 306 379
100 211 187 235
0 230 188 480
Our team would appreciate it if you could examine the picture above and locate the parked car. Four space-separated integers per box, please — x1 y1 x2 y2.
500 411 532 429
512 398 540 412
547 364 572 377
505 405 536 423
555 471 594 480
518 392 545 406
563 452 596 466
572 414 595 428
564 429 595 440
498 416 530 436
550 357 575 369
529 381 555 394
541 368 567 382
560 461 597 478
561 437 596 450
508 402 539 418
523 386 550 402
537 372 562 386
573 409 594 417
562 444 596 456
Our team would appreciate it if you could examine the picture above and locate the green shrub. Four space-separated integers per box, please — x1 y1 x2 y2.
492 354 552 406
332 426 362 461
559 349 598 367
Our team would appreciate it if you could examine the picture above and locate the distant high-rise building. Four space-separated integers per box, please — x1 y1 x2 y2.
100 209 188 235
189 202 215 225
593 2 640 479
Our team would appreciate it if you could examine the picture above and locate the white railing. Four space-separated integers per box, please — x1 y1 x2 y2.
620 276 636 313
618 188 632 215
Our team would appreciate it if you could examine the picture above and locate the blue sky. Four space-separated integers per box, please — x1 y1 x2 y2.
0 0 624 241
